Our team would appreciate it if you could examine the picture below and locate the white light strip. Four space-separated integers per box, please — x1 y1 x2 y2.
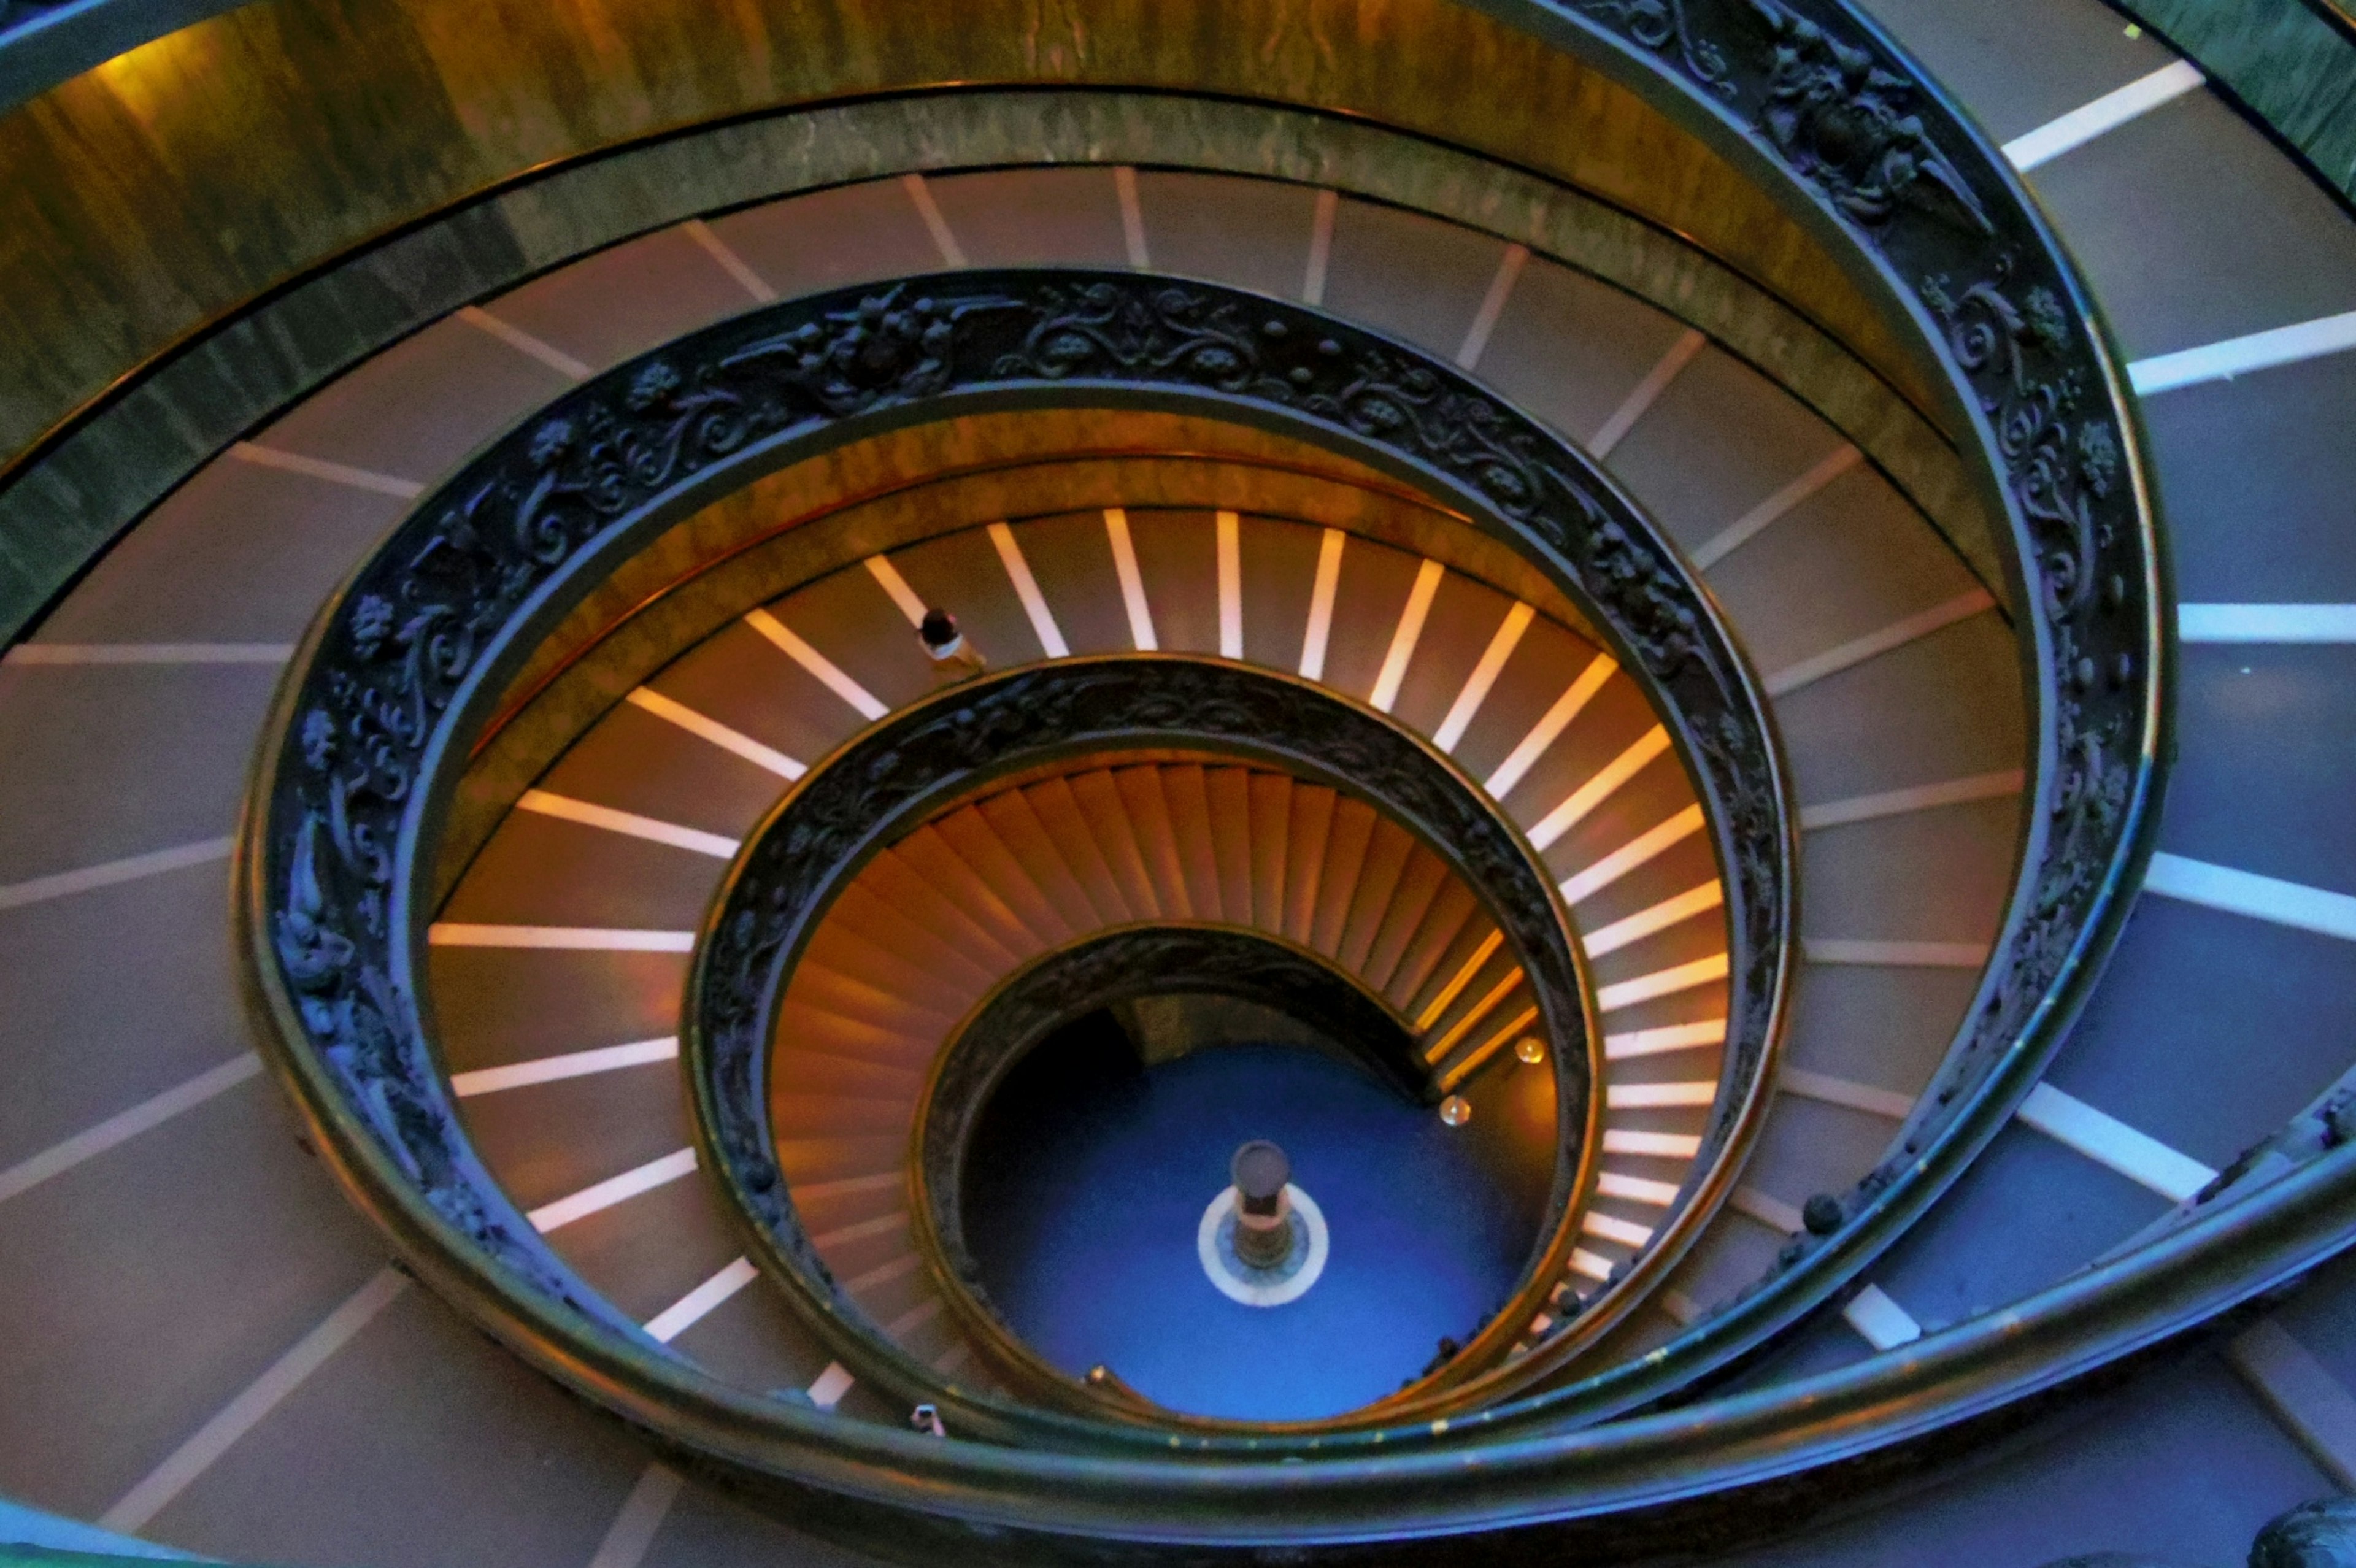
988 522 1069 658
680 218 776 304
1582 1210 1654 1248
1595 1171 1681 1206
99 1269 408 1532
227 441 422 498
585 1462 686 1568
864 555 928 627
625 688 804 780
1299 528 1345 681
1433 601 1534 753
2132 310 2356 396
1765 589 1995 698
2017 1082 2215 1202
887 1295 945 1339
1607 1080 1716 1110
1526 725 1668 851
1103 508 1158 651
1596 952 1728 1013
1804 938 1990 968
2227 1321 2356 1491
745 607 888 720
1589 329 1704 459
0 835 234 912
900 173 967 267
426 923 695 951
1559 804 1704 907
1303 189 1338 306
1483 651 1616 799
810 1211 910 1250
1842 1283 1923 1351
1603 1018 1726 1061
794 1170 907 1204
2 642 293 665
450 1037 679 1098
807 1362 857 1411
1602 1129 1702 1158
529 1148 700 1232
1370 559 1446 712
0 1053 260 1206
1800 769 2023 831
1731 1186 1803 1233
1415 929 1505 1031
1585 880 1723 958
1216 510 1244 659
2144 851 2356 942
456 305 592 381
1455 243 1529 370
1780 1067 1913 1120
1114 165 1150 267
1569 1248 1615 1283
845 1251 923 1295
2003 59 2204 171
644 1258 760 1343
1434 1006 1537 1094
1688 444 1861 571
515 790 740 859
2180 602 2356 643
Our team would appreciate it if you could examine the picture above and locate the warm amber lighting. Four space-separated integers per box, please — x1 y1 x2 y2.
1439 1095 1471 1126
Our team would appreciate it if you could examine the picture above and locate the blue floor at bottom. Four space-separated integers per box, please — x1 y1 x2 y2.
964 1042 1533 1420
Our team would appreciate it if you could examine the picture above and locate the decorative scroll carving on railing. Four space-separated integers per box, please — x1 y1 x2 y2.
1561 0 2161 1315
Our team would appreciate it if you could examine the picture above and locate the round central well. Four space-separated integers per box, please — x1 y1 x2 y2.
958 1002 1554 1421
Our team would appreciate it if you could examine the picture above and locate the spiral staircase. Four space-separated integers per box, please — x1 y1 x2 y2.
2 0 2355 1562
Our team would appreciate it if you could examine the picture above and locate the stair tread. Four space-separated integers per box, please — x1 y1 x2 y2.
1160 762 1226 923
1363 849 1451 994
974 789 1103 934
902 818 1059 958
1245 770 1293 934
1310 797 1380 956
1022 774 1138 924
1067 769 1165 919
1338 816 1417 972
1114 764 1195 920
1206 766 1258 928
1282 784 1339 944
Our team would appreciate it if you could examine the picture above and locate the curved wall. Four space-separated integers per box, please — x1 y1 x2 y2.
0 0 1948 640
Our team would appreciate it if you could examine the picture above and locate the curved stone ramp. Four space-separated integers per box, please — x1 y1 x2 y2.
0 161 2027 1561
1697 0 2356 1556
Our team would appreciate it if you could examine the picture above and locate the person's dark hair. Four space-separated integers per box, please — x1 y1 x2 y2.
920 608 958 650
